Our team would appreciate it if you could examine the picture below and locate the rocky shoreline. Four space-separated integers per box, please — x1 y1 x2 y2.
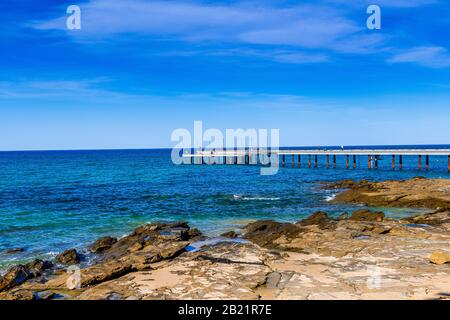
1 178 449 300
326 177 450 210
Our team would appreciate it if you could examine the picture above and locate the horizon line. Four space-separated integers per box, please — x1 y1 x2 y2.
1 144 450 153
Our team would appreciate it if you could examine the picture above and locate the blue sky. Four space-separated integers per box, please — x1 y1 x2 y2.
1 0 449 150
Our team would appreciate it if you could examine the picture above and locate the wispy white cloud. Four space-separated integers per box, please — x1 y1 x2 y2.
0 78 115 99
388 46 450 68
34 0 385 57
179 48 330 64
0 78 339 111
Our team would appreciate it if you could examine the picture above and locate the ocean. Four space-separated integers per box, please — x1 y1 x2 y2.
0 146 449 272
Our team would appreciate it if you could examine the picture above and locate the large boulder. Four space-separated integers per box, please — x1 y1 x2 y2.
90 236 117 253
244 220 303 249
25 259 53 277
101 221 198 261
80 261 135 287
0 265 31 292
350 210 384 222
297 212 336 229
55 249 80 265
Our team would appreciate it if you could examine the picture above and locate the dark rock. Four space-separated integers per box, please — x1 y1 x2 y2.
221 231 239 238
90 236 117 253
80 261 135 287
323 179 356 189
297 211 336 229
244 220 303 249
55 249 80 265
3 248 24 254
187 228 203 239
0 265 31 292
322 180 370 190
25 259 53 277
350 210 385 222
101 221 196 261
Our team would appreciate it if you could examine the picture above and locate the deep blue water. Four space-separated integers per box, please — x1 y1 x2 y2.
0 147 449 272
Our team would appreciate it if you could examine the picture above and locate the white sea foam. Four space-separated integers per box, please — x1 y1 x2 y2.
325 194 336 202
233 195 280 201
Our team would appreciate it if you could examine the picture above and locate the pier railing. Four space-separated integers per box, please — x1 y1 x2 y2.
182 148 450 171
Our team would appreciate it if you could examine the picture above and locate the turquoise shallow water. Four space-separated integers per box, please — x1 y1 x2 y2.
0 147 449 272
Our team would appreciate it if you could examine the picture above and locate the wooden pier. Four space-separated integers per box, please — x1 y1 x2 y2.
182 148 450 171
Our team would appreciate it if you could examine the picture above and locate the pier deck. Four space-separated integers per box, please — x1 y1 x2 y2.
182 148 450 171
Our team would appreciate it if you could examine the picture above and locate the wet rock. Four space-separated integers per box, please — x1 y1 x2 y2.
350 210 384 222
297 211 336 229
90 236 117 253
3 248 24 254
34 291 56 300
55 249 80 265
221 231 239 238
101 221 197 261
244 220 303 249
0 265 31 292
25 259 53 277
429 251 450 265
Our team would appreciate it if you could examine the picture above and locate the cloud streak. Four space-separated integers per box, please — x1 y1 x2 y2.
35 0 385 56
388 46 450 68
